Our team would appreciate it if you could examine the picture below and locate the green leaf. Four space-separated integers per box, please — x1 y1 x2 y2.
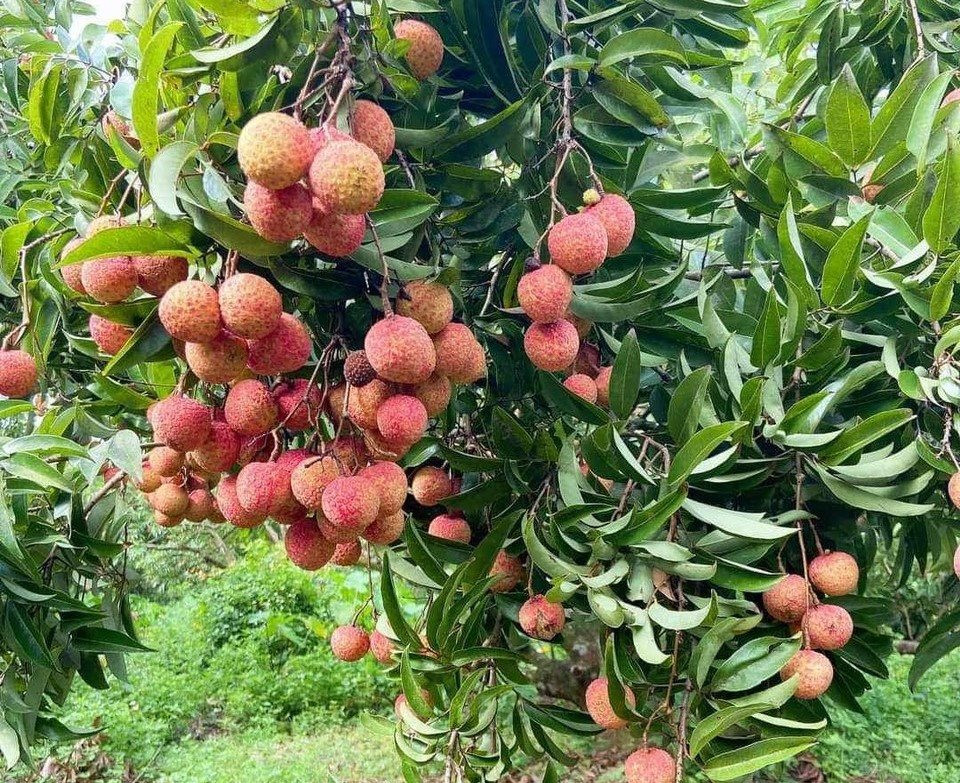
821 213 871 306
712 636 801 693
825 64 871 166
818 408 914 465
3 453 74 493
922 132 960 254
906 70 954 168
930 257 960 321
70 627 151 653
132 23 182 157
380 552 420 648
814 465 934 516
682 498 794 541
599 29 687 68
436 99 527 160
667 365 711 445
669 422 745 486
58 226 191 267
750 287 781 369
609 330 642 419
870 54 938 158
703 737 815 781
765 125 847 177
690 703 774 758
148 140 199 216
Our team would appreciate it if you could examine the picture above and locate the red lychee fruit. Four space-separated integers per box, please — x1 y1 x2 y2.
134 255 188 297
189 420 241 473
330 625 370 662
159 280 221 343
273 379 321 431
236 433 272 467
350 100 395 162
762 574 809 623
331 540 362 566
290 454 341 510
150 395 212 452
363 429 409 461
244 182 313 242
624 747 675 783
184 488 217 522
236 461 287 517
359 461 407 515
394 19 444 79
59 238 86 294
321 476 380 532
85 214 126 236
412 372 452 417
411 466 453 506
148 446 184 477
80 256 137 303
344 351 377 387
247 313 312 375
377 394 428 447
303 208 365 257
942 87 960 107
518 594 565 640
309 124 352 156
185 331 248 383
809 551 859 596
365 315 437 385
564 373 598 403
217 474 266 528
547 212 608 275
217 273 282 341
585 677 636 730
803 603 853 650
348 378 394 430
318 517 359 544
150 483 189 516
224 379 278 436
948 472 960 509
432 323 486 383
137 464 162 493
524 320 579 372
396 280 454 335
283 519 334 570
237 112 313 190
154 510 183 528
309 139 385 215
369 630 395 664
428 514 471 544
955 544 960 579
780 649 833 699
517 265 572 323
489 550 525 593
270 449 310 523
585 194 635 257
89 315 133 356
362 509 406 545
595 366 612 406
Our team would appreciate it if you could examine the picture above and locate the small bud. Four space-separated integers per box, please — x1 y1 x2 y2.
523 256 542 275
582 187 602 206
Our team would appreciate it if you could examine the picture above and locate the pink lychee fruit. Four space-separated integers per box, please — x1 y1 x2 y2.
303 208 365 258
780 649 833 699
244 182 313 242
396 281 454 335
489 550 525 593
585 193 635 257
518 594 565 640
185 331 248 383
431 323 486 383
547 212 608 275
150 395 212 452
80 256 138 303
364 315 437 385
410 466 453 506
803 604 854 650
762 574 809 623
89 315 133 356
624 747 675 783
284 518 335 570
321 476 380 532
427 514 471 544
517 265 572 323
273 379 322 431
237 112 314 190
330 625 370 662
362 509 406 545
809 551 859 596
159 280 221 343
394 19 444 79
224 379 278 436
585 677 636 730
376 394 428 447
134 255 188 297
524 320 579 371
350 100 395 162
564 373 598 403
217 273 282 341
246 313 312 375
309 139 385 215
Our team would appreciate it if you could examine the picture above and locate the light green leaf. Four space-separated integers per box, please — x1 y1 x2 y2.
825 64 871 166
132 23 182 157
922 132 960 254
821 213 871 306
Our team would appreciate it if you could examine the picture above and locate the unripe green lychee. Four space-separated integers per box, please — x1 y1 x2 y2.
780 649 833 699
303 208 365 257
80 256 137 303
148 446 184 477
224 379 278 436
185 331 248 383
547 212 608 274
585 677 636 730
247 313 312 375
427 513 471 544
624 747 675 783
564 373 598 402
309 139 385 215
524 320 579 371
330 625 370 662
150 395 212 452
518 594 565 640
331 540 362 566
431 323 486 383
377 394 428 447
217 474 267 528
365 315 437 385
150 483 189 516
59 238 86 294
517 265 572 323
322 476 381 532
762 573 809 623
394 19 444 79
290 455 341 510
344 350 377 387
88 315 133 356
244 182 313 242
808 551 859 596
411 372 452 417
411 466 453 507
396 281 454 335
595 366 612 406
489 550 524 593
362 509 406 545
159 280 221 343
189 421 240 473
369 630 396 663
348 378 394 430
585 193 635 257
134 255 188 297
217 273 282 340
237 112 313 190
803 603 853 650
273 379 321 431
359 461 407 514
184 488 217 522
284 518 334 570
350 100 395 162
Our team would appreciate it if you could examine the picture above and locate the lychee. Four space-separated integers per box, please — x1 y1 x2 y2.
428 514 470 544
396 281 453 335
948 472 960 509
236 461 287 517
809 551 859 596
780 649 833 699
309 123 352 156
524 320 579 372
362 509 406 545
284 518 334 570
330 625 370 662
585 194 635 257
217 474 267 528
184 488 217 522
185 331 248 383
134 255 188 297
585 677 636 730
369 630 395 663
273 379 321 431
489 550 524 593
377 395 428 447
955 543 960 579
86 214 126 236
803 604 853 650
244 182 313 242
136 464 162 493
359 461 407 514
318 517 359 544
394 19 444 79
432 323 486 383
547 212 608 275
517 265 572 323
322 476 380 532
159 280 221 343
624 747 675 783
411 372 452 417
80 256 137 303
518 594 565 640
189 421 240 473
59 239 86 294
350 100 395 162
150 483 189 516
303 208 365 257
150 395 212 452
290 455 341 510
217 273 282 340
331 540 362 566
309 139 385 215
154 510 183 528
411 466 453 506
89 315 133 356
344 350 377 387
347 378 392 430
564 373 598 402
365 315 436 385
762 574 809 623
148 446 184 477
237 112 313 190
224 379 278 436
595 366 612 406
247 313 312 375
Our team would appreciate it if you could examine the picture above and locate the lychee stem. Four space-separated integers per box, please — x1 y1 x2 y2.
366 216 393 315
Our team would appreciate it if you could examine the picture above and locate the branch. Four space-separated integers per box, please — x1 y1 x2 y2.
83 471 125 514
906 0 926 61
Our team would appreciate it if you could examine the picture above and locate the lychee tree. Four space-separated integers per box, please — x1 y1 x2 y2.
2 0 960 781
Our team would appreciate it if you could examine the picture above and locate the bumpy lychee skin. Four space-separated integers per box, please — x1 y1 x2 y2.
369 630 396 664
318 518 358 544
517 265 572 323
150 483 189 516
564 373 598 403
524 320 579 372
290 455 341 510
309 139 385 215
247 313 312 375
80 256 138 303
244 182 313 242
189 421 241 473
273 379 321 431
322 476 380 532
411 466 453 506
331 540 362 566
394 19 444 79
236 461 286 517
148 446 184 477
309 124 352 157
330 625 370 662
237 112 313 190
518 594 565 640
224 379 278 436
365 315 437 384
137 464 162 493
344 351 377 387
780 649 833 699
184 488 217 522
809 551 859 596
412 372 452 417
377 394 428 447
348 378 393 430
284 519 334 570
762 573 809 623
489 550 525 593
154 510 183 528
362 509 406 545
303 209 365 257
585 678 636 730
217 273 282 341
134 255 188 297
624 747 675 783
359 461 407 514
185 332 248 383
547 212 608 275
428 514 471 544
159 280 221 343
151 395 212 452
948 472 960 510
396 281 454 335
59 238 86 294
595 366 612 406
350 100 395 162
217 474 267 528
804 604 854 650
585 194 635 257
89 315 133 356
432 323 486 383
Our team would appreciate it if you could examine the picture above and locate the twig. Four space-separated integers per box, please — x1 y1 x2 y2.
478 251 511 317
366 216 393 315
83 470 125 514
673 679 693 783
906 0 926 61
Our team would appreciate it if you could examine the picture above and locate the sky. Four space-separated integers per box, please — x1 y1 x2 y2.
77 0 127 29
